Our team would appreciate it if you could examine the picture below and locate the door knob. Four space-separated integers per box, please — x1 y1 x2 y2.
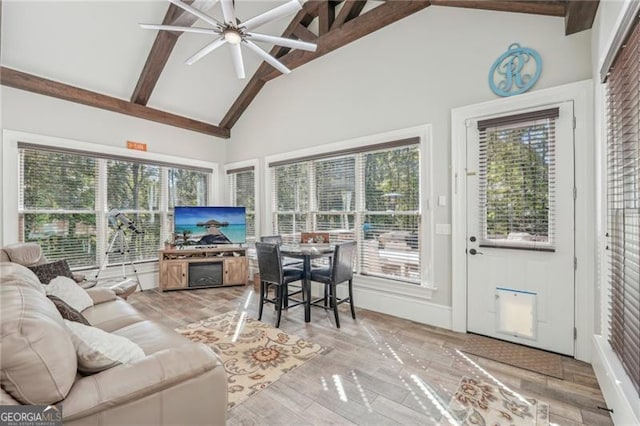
469 248 483 255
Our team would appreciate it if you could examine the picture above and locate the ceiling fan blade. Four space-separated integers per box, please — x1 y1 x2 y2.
185 37 227 65
247 32 317 52
230 43 246 79
220 0 236 26
242 0 301 32
140 23 219 35
167 0 221 28
243 40 291 75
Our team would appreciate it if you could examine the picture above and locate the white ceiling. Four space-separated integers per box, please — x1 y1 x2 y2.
1 1 299 124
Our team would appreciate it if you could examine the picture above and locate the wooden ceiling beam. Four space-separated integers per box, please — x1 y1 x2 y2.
219 1 321 129
429 0 566 17
292 24 318 42
565 0 599 35
318 1 336 35
1 67 230 138
256 0 431 82
130 0 217 106
331 0 367 29
222 0 430 129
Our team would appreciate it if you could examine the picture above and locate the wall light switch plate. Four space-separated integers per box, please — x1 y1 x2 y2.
438 195 447 206
435 224 451 235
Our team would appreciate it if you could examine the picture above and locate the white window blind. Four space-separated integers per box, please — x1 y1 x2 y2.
106 160 162 263
168 168 209 209
606 15 640 396
19 148 99 268
269 140 421 284
272 163 310 243
18 144 211 269
477 108 559 251
227 167 256 241
360 146 420 282
315 156 356 238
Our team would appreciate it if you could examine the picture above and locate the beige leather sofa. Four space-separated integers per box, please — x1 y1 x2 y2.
0 242 138 298
1 247 227 425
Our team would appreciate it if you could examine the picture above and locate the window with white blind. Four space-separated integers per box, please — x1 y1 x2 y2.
606 14 640 396
477 108 558 251
18 143 211 269
270 138 422 284
227 166 256 242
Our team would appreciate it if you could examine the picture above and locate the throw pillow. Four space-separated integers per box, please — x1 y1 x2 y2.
44 276 94 312
47 295 91 326
63 320 146 374
28 259 74 284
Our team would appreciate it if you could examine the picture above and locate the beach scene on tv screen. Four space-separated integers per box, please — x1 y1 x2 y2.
174 207 246 245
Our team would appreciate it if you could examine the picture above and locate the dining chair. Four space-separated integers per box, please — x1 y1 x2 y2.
255 242 304 328
310 241 357 328
260 235 303 269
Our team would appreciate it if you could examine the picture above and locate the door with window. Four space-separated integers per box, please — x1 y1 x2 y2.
466 102 575 356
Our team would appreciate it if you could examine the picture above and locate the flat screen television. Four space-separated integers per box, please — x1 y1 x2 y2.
174 206 246 246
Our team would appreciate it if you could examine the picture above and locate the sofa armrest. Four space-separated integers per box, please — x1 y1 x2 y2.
62 343 223 420
85 287 117 305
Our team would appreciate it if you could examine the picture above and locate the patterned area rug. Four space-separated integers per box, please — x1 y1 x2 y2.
177 311 323 409
462 334 564 379
441 376 550 425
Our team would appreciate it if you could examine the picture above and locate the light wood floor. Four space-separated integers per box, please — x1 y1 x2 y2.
128 286 613 426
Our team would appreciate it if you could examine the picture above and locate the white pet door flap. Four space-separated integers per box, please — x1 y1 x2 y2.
495 287 537 340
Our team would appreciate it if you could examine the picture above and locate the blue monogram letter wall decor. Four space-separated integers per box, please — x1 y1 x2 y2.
489 43 542 97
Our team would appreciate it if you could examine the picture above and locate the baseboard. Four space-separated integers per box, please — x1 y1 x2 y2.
351 284 452 330
591 335 640 425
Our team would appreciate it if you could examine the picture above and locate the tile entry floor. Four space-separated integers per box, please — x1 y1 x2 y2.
128 286 613 426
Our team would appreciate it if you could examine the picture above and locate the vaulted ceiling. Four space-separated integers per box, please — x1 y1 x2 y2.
0 0 598 139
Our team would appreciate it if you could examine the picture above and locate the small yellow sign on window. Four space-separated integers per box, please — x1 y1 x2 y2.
127 141 147 151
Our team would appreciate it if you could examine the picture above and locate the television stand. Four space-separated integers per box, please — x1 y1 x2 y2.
158 247 248 291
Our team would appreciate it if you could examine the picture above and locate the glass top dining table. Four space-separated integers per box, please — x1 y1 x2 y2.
279 244 334 323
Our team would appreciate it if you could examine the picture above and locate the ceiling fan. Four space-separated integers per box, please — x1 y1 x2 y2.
140 0 317 79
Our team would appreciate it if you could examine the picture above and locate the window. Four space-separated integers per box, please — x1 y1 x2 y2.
270 138 422 284
227 166 256 242
606 16 640 396
18 143 211 269
477 108 558 251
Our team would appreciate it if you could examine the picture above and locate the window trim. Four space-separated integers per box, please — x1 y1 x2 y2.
264 125 434 291
2 130 218 249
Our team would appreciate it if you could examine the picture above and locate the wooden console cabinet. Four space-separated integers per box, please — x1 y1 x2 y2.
159 247 248 291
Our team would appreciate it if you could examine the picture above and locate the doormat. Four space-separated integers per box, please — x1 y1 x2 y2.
177 310 323 409
440 376 549 425
461 334 564 380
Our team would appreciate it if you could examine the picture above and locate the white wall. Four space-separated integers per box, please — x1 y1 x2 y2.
226 6 592 307
0 86 228 245
590 1 640 424
0 4 593 314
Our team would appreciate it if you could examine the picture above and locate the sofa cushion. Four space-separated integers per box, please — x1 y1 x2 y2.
64 320 146 374
44 276 93 312
47 295 91 326
113 320 192 355
2 242 46 266
82 298 146 332
28 259 74 284
0 281 77 404
0 262 45 295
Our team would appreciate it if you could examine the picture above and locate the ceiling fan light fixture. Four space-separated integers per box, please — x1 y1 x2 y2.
224 30 242 45
143 0 316 78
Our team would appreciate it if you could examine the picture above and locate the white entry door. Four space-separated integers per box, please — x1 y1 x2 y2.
466 101 575 356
